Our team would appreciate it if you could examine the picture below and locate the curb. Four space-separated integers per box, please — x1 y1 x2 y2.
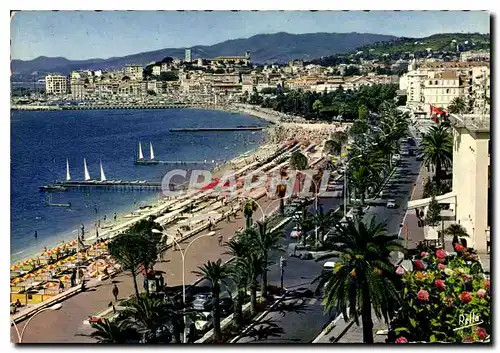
311 313 344 343
229 292 288 343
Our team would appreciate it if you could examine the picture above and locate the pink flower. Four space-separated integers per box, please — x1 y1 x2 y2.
462 336 475 343
414 260 425 270
476 289 487 298
435 279 446 291
484 280 490 290
438 263 447 270
455 244 466 252
435 249 447 259
459 291 473 304
417 289 429 301
476 327 488 340
461 274 472 282
395 337 408 343
395 266 405 275
420 251 429 258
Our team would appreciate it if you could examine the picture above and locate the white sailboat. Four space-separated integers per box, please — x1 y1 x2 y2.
149 142 155 160
83 158 91 181
66 158 71 181
138 142 144 160
100 160 107 182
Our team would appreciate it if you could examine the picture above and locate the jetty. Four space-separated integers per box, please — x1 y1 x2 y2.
53 180 164 191
11 104 199 111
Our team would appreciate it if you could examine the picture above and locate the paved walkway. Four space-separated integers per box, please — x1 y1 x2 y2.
12 194 279 343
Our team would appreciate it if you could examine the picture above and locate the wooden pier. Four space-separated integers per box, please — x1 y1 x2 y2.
53 180 164 191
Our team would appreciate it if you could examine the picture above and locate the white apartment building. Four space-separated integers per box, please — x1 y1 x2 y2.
460 51 490 62
70 81 85 99
450 114 490 253
152 66 161 76
401 60 490 113
45 75 68 95
422 71 465 110
185 48 192 62
125 64 144 80
408 113 490 253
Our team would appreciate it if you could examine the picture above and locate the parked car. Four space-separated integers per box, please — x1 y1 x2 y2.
191 292 233 315
290 225 301 239
386 199 397 208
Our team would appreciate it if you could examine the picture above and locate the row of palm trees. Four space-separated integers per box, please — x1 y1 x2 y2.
195 219 284 342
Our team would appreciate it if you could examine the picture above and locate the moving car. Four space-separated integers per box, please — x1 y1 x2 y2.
386 199 397 208
288 243 313 260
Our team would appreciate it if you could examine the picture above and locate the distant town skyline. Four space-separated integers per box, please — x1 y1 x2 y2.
11 10 490 61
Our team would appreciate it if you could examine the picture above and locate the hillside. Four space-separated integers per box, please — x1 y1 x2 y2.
353 32 490 55
11 32 397 78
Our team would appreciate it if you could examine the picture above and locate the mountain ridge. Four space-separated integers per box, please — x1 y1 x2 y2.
11 31 398 77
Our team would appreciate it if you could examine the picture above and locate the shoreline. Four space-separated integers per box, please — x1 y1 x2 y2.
10 136 273 266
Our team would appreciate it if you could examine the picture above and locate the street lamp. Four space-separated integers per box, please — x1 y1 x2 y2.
151 228 214 343
12 303 62 343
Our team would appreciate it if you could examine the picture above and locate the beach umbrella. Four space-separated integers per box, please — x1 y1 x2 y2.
35 268 48 275
59 275 71 281
11 277 24 284
56 260 66 266
23 273 35 281
46 264 57 270
44 282 58 289
10 265 19 271
53 246 62 252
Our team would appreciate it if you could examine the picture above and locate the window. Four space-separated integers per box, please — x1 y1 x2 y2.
446 89 450 94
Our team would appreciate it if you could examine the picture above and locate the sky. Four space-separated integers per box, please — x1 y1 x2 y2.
10 10 490 61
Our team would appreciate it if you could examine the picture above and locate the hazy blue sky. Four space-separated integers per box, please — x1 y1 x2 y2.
11 10 490 60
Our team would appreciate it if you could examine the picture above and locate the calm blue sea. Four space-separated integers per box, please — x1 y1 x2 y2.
11 109 269 263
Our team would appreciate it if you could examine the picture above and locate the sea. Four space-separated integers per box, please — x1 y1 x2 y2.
10 108 269 264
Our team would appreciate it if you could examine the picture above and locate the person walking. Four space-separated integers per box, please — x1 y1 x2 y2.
81 223 85 238
104 215 107 222
218 233 223 247
70 269 76 287
114 213 117 222
208 218 212 232
112 284 119 302
34 230 37 239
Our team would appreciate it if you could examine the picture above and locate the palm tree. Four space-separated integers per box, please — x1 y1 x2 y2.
348 165 376 206
108 234 146 299
250 220 284 299
289 151 308 171
448 97 468 114
312 207 342 245
121 295 172 343
324 140 342 156
244 199 257 229
90 319 140 344
317 217 404 343
444 223 469 248
238 251 266 315
418 125 453 187
224 236 252 328
126 218 166 295
193 259 229 342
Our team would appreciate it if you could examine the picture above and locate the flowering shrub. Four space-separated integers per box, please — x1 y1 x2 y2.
389 248 490 343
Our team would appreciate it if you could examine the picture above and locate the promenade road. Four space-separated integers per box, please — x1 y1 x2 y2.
12 193 281 343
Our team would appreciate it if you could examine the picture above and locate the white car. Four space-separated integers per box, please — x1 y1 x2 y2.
386 199 397 208
290 225 301 238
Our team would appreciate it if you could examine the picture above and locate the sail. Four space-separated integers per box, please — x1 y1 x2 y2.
100 160 107 181
66 158 71 181
150 142 155 160
84 158 91 181
138 142 144 160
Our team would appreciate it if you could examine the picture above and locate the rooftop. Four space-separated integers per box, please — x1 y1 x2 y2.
448 113 490 133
